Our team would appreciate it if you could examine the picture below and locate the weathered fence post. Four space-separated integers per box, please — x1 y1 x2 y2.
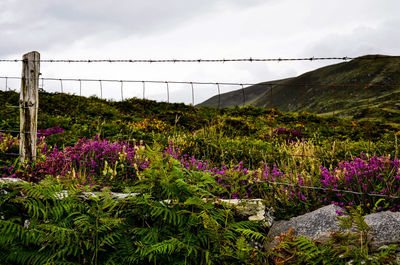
20 51 40 164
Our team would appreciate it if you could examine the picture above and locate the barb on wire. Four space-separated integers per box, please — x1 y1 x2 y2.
0 55 399 63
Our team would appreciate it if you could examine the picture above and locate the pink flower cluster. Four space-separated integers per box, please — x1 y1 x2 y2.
1 137 399 212
320 153 400 211
27 136 149 187
164 143 400 210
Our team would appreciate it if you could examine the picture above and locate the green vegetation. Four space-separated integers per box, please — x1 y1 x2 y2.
272 206 398 264
199 55 400 123
0 89 399 264
0 149 269 265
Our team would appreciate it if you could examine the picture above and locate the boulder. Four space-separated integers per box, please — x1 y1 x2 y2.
365 211 400 249
0 177 26 184
267 204 400 251
0 178 26 195
219 199 273 227
267 204 343 248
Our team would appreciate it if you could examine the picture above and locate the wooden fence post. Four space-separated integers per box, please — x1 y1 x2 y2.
20 51 40 164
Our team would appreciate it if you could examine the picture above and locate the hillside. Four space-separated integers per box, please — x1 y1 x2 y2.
198 55 400 122
1 89 400 264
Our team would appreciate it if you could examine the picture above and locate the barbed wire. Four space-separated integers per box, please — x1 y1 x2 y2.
1 152 138 169
1 54 398 201
4 105 20 109
0 130 20 134
2 76 400 88
0 129 51 136
0 55 399 64
3 105 38 110
260 180 399 199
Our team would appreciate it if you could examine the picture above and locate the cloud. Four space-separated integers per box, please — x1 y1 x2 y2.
2 0 400 104
303 19 400 58
0 0 266 57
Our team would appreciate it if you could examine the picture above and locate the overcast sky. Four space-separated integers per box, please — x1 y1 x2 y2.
1 0 400 104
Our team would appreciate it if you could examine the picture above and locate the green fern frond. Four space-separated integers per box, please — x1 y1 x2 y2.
235 228 266 242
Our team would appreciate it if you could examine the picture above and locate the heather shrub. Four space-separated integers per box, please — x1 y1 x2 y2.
0 150 268 265
23 137 148 190
320 154 400 212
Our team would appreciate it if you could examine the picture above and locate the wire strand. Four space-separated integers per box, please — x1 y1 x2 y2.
2 76 400 88
0 55 399 63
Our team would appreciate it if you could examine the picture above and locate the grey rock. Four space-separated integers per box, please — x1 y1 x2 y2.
219 199 273 226
267 205 400 252
24 219 30 229
262 207 275 228
267 204 343 248
76 191 139 200
110 192 139 199
0 177 26 184
0 178 26 195
365 211 400 249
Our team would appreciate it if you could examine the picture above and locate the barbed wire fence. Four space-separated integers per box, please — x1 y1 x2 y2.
0 52 399 201
1 55 400 63
2 76 399 103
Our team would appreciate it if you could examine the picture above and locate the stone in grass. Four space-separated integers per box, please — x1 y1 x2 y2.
266 204 343 249
0 177 26 184
0 178 26 194
365 211 400 250
219 199 274 227
267 204 400 252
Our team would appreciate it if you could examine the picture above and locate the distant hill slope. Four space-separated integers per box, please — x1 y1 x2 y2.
198 55 400 122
